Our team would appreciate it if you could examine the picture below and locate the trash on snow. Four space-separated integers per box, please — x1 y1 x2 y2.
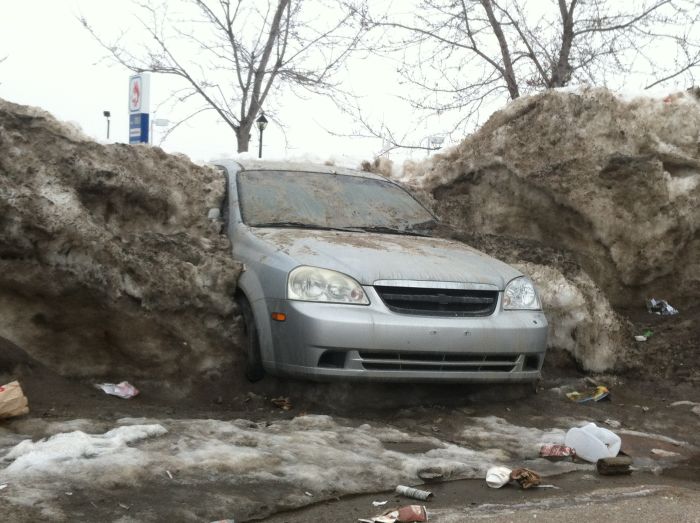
509 468 542 489
646 298 678 315
0 381 29 419
395 485 433 500
564 422 621 463
94 381 139 399
539 444 576 460
485 466 512 488
566 385 610 403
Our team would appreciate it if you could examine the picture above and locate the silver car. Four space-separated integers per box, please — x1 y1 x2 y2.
217 159 548 382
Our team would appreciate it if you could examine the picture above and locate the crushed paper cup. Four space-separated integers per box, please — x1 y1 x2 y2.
485 466 512 488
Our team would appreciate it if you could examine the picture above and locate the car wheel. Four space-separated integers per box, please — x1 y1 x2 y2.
236 296 265 382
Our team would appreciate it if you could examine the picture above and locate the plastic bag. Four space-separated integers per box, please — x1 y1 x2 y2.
95 381 139 399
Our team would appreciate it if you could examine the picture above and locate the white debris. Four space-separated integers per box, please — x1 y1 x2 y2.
670 401 700 407
651 449 681 458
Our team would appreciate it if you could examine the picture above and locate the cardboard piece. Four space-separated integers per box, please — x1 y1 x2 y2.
0 381 29 419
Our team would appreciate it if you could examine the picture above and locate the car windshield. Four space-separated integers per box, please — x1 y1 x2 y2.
237 170 436 234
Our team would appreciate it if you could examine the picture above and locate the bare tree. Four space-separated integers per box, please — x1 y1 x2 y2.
353 0 700 148
82 1 364 152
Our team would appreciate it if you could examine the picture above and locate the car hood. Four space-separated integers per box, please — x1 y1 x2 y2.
252 228 521 289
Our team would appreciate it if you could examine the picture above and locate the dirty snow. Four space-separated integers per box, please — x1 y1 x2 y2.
0 98 242 381
0 415 589 518
391 87 700 308
2 424 167 474
516 262 628 371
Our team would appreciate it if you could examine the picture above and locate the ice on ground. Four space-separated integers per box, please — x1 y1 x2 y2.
0 415 586 518
2 424 167 474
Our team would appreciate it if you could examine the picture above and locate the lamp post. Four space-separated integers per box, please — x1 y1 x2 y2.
256 113 268 159
103 110 111 140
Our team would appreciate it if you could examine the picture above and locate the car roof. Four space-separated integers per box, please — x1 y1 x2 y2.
213 159 388 181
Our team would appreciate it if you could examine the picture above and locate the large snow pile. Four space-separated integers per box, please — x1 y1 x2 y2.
400 88 700 308
0 99 241 380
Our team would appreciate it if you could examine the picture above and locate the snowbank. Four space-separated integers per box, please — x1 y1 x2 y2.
399 88 700 307
0 98 241 379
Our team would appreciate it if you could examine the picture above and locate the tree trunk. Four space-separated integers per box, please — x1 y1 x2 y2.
236 125 251 153
480 0 520 99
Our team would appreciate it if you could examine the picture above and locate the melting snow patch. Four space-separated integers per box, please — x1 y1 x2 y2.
2 424 167 475
0 415 594 517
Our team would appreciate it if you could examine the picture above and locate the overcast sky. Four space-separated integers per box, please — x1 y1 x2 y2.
0 1 434 166
0 1 690 167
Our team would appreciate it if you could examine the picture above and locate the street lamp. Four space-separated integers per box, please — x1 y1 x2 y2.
103 110 111 140
256 113 268 159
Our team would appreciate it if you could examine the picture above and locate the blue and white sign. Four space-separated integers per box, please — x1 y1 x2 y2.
128 73 150 144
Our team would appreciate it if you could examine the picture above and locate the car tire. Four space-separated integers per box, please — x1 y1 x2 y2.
236 296 265 382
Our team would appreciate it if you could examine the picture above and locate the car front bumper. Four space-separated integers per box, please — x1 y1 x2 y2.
259 288 548 383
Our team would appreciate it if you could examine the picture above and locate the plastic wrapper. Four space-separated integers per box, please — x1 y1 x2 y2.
94 381 139 399
539 444 576 460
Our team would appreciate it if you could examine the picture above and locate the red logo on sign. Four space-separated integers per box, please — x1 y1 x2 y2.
131 80 141 111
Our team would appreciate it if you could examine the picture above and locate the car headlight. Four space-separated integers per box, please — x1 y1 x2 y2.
287 266 369 305
503 277 541 310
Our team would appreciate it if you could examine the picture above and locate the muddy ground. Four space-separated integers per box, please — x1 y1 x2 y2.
1 303 697 522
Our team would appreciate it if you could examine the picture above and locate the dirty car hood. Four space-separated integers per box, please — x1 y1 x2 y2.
253 228 521 289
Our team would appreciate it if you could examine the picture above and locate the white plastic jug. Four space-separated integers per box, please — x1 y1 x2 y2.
564 422 621 462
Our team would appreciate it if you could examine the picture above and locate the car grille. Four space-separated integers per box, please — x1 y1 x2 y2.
374 285 498 317
358 351 518 372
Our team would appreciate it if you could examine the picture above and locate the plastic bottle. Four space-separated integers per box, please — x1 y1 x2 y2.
564 422 621 462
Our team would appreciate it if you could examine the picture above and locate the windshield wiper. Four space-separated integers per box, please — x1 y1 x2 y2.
251 221 364 233
357 225 431 237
